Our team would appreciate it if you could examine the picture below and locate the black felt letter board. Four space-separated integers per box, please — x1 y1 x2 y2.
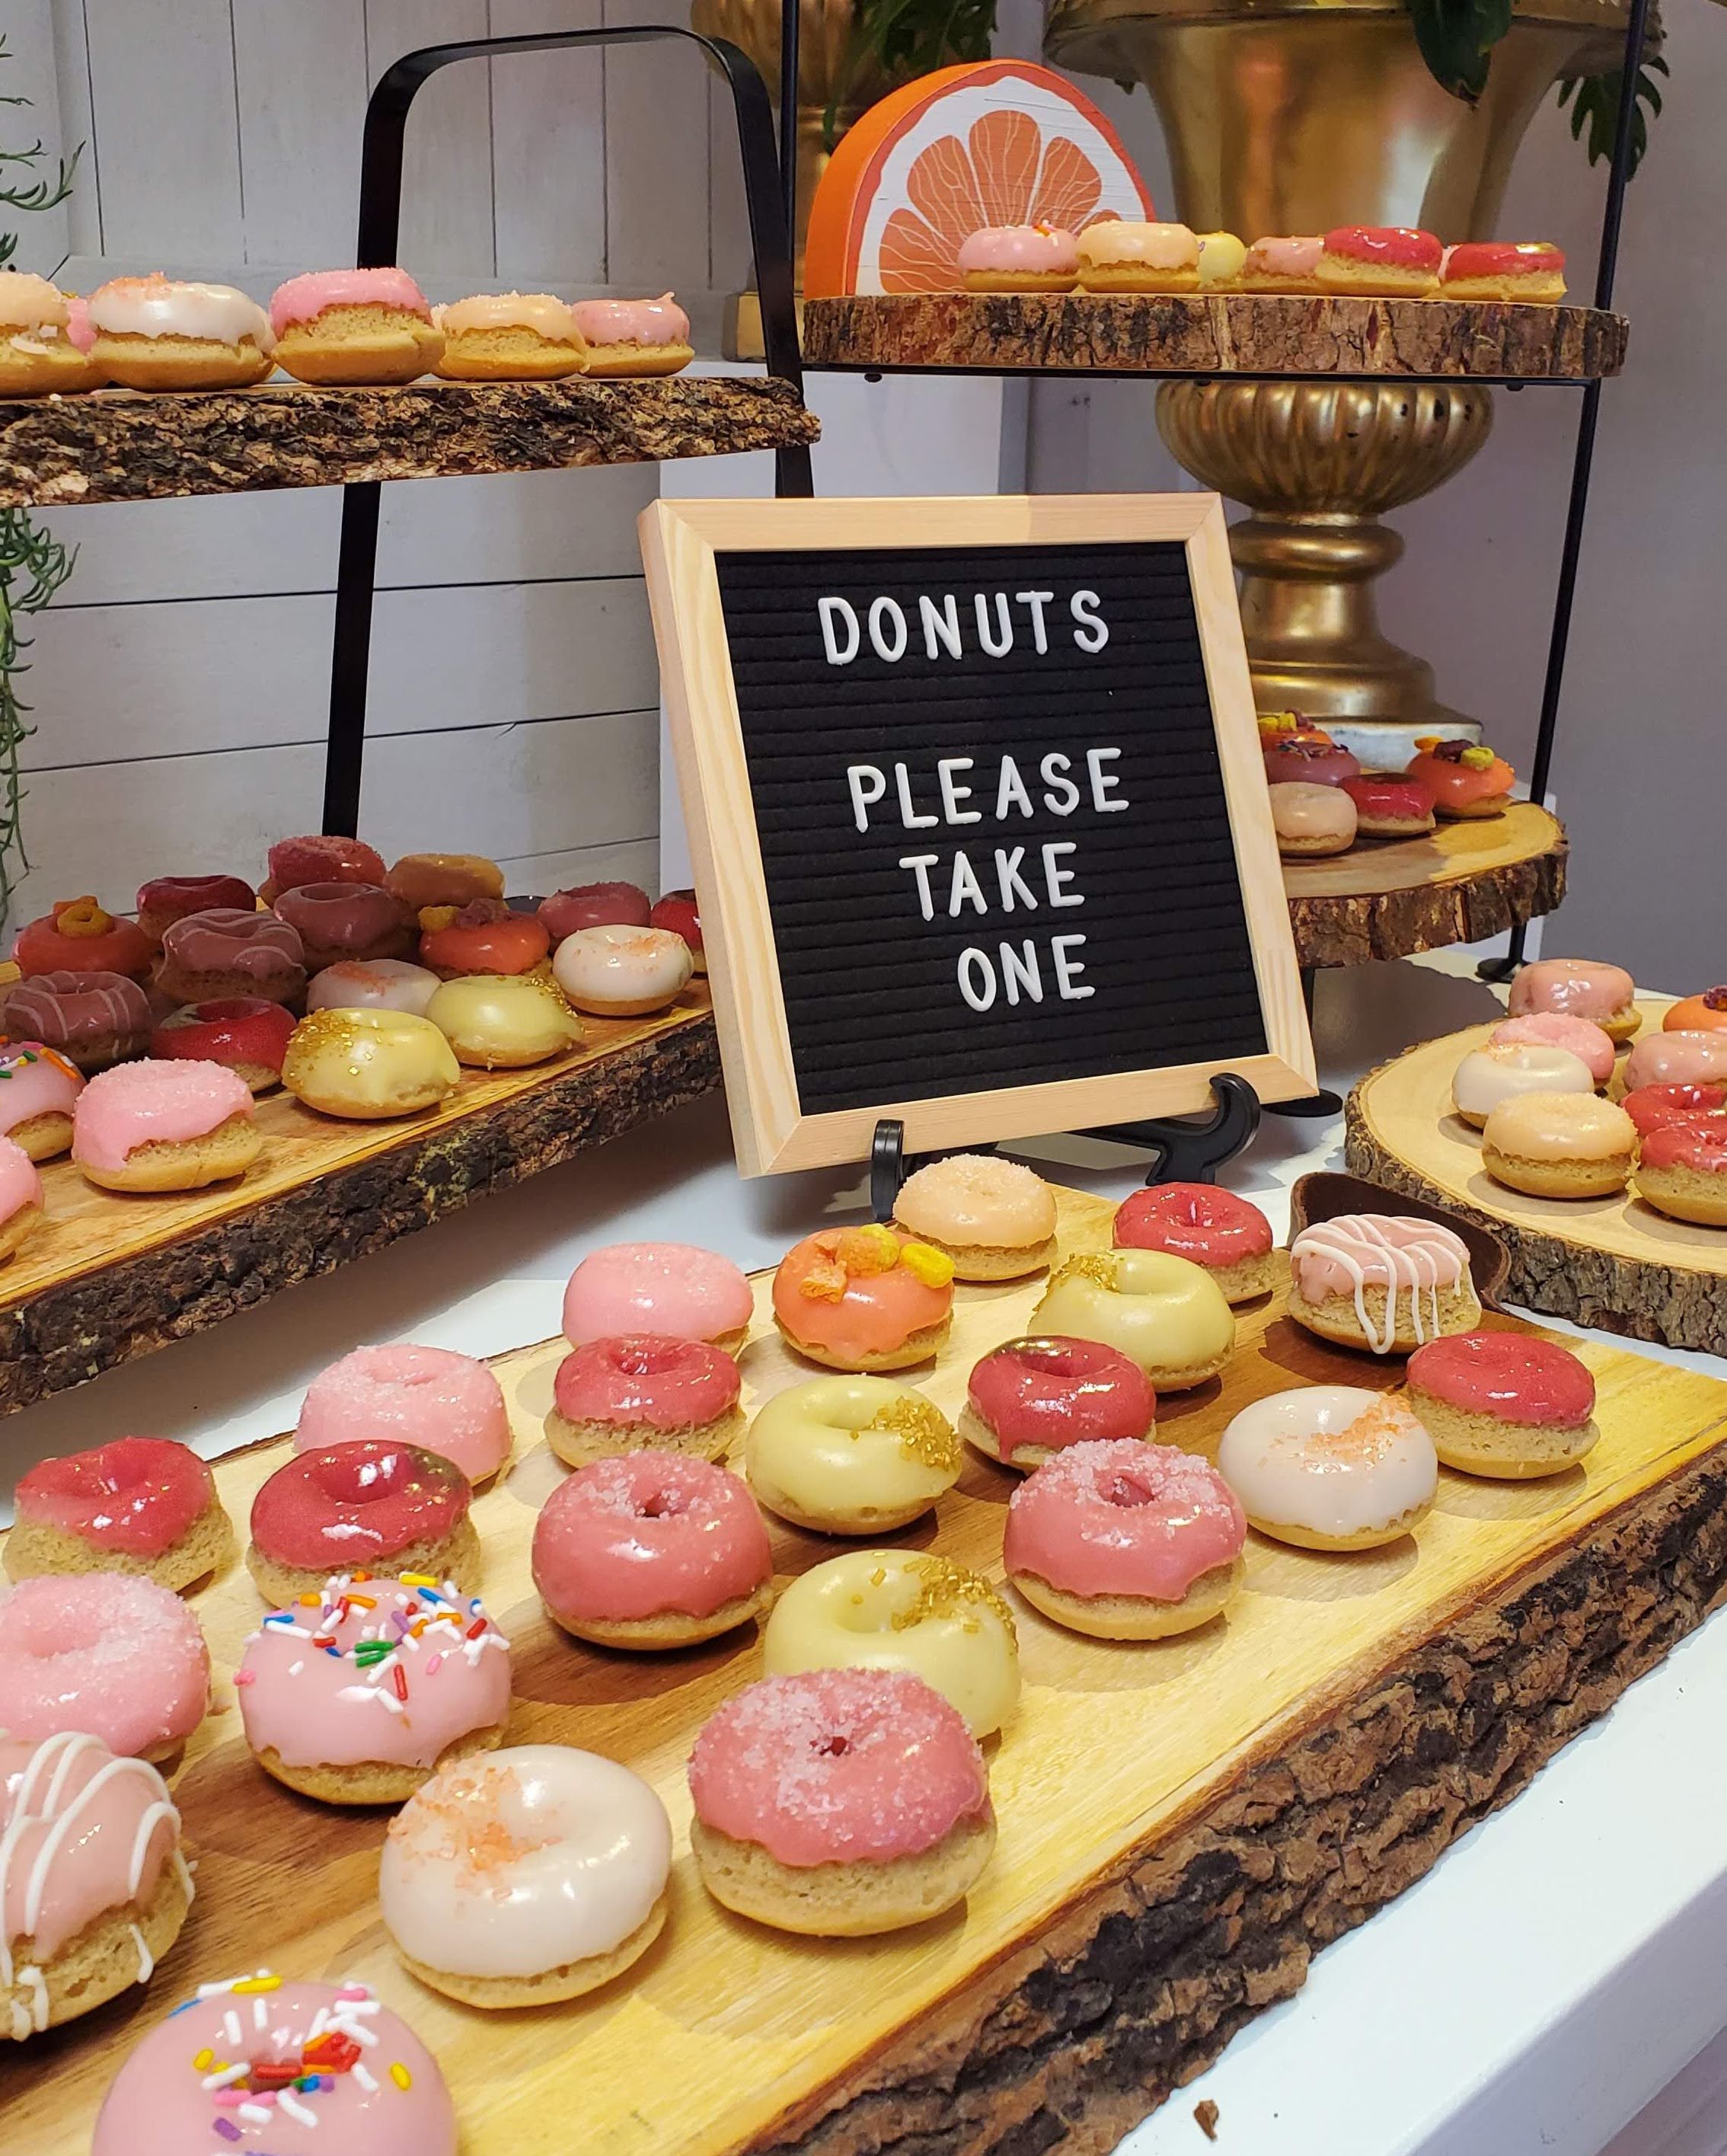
713 540 1269 1115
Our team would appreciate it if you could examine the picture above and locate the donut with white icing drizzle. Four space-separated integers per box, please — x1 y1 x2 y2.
1286 1213 1479 1356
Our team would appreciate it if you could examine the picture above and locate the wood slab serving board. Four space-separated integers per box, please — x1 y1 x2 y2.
1348 998 1727 1354
11 1184 1727 2156
0 989 718 1417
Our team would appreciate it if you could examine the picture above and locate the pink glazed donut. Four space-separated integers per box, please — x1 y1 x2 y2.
294 1343 513 1484
546 1334 744 1466
1623 1029 1727 1093
1487 1011 1617 1088
1003 1437 1247 1640
92 1972 456 2156
272 881 414 970
0 1572 209 1761
532 1450 772 1648
1507 957 1638 1040
562 1240 753 1351
961 1335 1154 1470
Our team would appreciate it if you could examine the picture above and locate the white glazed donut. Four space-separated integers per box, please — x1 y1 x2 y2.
551 924 694 1017
87 274 275 389
379 1742 672 2006
1218 1385 1437 1551
1451 1042 1594 1128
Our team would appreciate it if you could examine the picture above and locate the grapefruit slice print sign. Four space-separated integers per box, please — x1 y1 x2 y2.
803 61 1154 298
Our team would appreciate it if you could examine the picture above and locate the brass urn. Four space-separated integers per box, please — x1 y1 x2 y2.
1045 0 1633 756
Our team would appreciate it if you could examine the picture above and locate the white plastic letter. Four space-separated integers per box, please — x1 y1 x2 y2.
1016 590 1055 653
1052 933 1094 999
975 593 1014 657
919 593 963 660
1087 746 1128 812
894 763 937 829
1039 753 1081 816
994 847 1039 911
1042 841 1083 906
899 853 939 921
958 948 998 1012
845 764 886 833
937 756 981 826
818 596 860 665
1070 590 1109 653
1001 941 1045 1006
867 596 908 662
948 851 988 916
995 756 1035 819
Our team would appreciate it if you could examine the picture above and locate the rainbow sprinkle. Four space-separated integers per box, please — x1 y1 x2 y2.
389 2062 412 2091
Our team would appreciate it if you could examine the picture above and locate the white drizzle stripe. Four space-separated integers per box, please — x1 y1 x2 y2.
131 1923 154 1980
1290 1215 1470 1354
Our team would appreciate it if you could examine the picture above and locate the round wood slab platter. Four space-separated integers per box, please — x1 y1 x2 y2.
1346 998 1727 1353
1285 801 1568 967
801 292 1630 381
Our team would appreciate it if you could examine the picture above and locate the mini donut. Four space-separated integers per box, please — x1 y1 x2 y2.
571 294 694 377
772 1223 955 1372
1480 1091 1636 1199
891 1152 1058 1279
295 1343 513 1484
270 267 444 385
1665 988 1727 1034
385 851 505 911
1622 1081 1727 1139
563 1240 754 1353
281 1008 461 1119
532 1451 772 1647
1316 224 1442 297
6 1436 235 1592
956 225 1081 293
1623 1030 1727 1093
306 956 442 1016
649 887 705 970
14 896 152 982
72 1059 261 1193
1218 1386 1438 1550
93 1972 455 2154
763 1550 1020 1736
1405 736 1515 817
260 832 388 903
1441 240 1566 303
247 1439 479 1606
0 1132 45 1260
1270 780 1357 858
1635 1116 1727 1227
381 1746 672 2006
1286 1212 1480 1354
1 971 152 1073
418 897 551 979
745 1374 961 1535
134 872 256 949
0 1040 83 1161
551 923 694 1017
1451 1041 1595 1127
545 1334 744 1466
272 880 415 969
1030 1248 1235 1389
1486 1011 1617 1088
0 269 104 394
538 880 652 941
1340 772 1436 838
0 1573 209 1762
1075 220 1200 293
435 292 589 380
156 906 306 1006
1195 230 1247 287
1 1733 190 2042
1263 733 1361 789
87 273 275 389
151 997 297 1093
961 1334 1154 1471
237 1572 510 1804
1404 1330 1598 1478
1003 1438 1247 1639
1112 1183 1273 1304
1508 957 1639 1040
1239 236 1324 293
688 1669 994 1936
424 973 583 1068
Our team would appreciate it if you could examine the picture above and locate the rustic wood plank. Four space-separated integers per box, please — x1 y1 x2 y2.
802 292 1630 382
0 377 819 507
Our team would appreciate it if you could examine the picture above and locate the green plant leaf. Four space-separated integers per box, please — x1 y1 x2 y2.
1554 53 1668 176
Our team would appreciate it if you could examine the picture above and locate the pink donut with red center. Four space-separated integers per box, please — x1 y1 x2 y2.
537 880 653 941
1622 1081 1727 1139
294 1343 513 1484
962 1334 1153 1470
246 1439 477 1602
532 1450 771 1646
547 1333 742 1466
562 1240 753 1349
1488 1011 1615 1088
1404 1329 1598 1476
0 1572 209 1761
1113 1181 1275 1303
7 1434 232 1592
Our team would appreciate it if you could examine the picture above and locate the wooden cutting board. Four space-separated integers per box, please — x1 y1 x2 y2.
10 1182 1727 2156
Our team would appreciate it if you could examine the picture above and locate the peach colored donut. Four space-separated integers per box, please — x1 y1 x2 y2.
551 924 693 1017
1487 1011 1616 1088
1004 1437 1244 1601
294 1343 513 1484
305 957 442 1016
1508 957 1636 1029
532 1452 771 1631
0 1573 209 1762
562 1241 753 1349
1623 1030 1727 1093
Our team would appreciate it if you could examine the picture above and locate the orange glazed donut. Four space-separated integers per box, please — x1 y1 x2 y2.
1666 989 1727 1034
419 899 550 979
772 1224 954 1372
1404 736 1515 818
14 898 152 982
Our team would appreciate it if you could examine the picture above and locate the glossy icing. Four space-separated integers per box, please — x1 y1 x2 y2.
1623 1030 1727 1092
1219 1387 1438 1536
279 1008 461 1113
1243 235 1323 279
418 899 549 977
0 1132 40 1222
161 906 305 987
1288 1215 1470 1353
1322 225 1442 270
305 957 441 1016
772 1225 955 1362
1269 781 1357 846
1113 1183 1272 1266
0 270 68 331
135 874 256 933
553 1333 741 1432
91 1973 455 2156
4 972 151 1060
1621 1081 1727 1138
1406 738 1516 810
385 853 504 909
269 267 431 334
0 1043 83 1138
966 1335 1154 1455
249 1441 471 1573
238 1573 509 1768
1195 231 1246 285
551 922 693 1011
14 1435 214 1557
437 291 580 340
14 897 151 981
1263 734 1360 787
1004 1437 1245 1602
1666 989 1727 1033
763 1550 1020 1737
956 225 1080 273
746 1374 960 1525
0 1573 209 1758
570 294 690 346
1486 1011 1616 1088
1451 1042 1595 1122
563 1241 753 1347
1642 1119 1727 1174
1029 1248 1236 1378
1077 221 1198 270
1405 1330 1594 1428
295 1344 512 1483
892 1153 1055 1250
267 834 388 892
532 1451 770 1624
538 880 653 939
423 973 584 1062
88 274 274 348
1480 1090 1636 1162
1341 772 1435 824
273 881 412 957
381 1745 671 1977
152 998 296 1078
689 1668 989 1867
1442 241 1564 284
72 1058 255 1171
1508 956 1636 1024
649 889 701 950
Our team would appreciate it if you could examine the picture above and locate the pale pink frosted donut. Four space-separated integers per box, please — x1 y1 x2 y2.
306 957 441 1016
1003 1438 1244 1602
562 1241 753 1348
1508 957 1636 1026
688 1667 989 1866
1488 1011 1616 1087
956 225 1079 274
71 1058 255 1173
0 1042 84 1139
294 1343 512 1483
532 1451 770 1625
270 266 431 335
551 923 693 1015
570 295 690 347
0 1132 43 1223
1623 1030 1727 1092
0 1573 209 1759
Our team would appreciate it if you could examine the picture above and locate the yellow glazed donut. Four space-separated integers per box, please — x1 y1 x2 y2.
1195 232 1247 288
424 974 583 1068
891 1152 1058 1280
762 1549 1020 1737
281 1008 461 1120
745 1375 962 1535
1029 1249 1235 1389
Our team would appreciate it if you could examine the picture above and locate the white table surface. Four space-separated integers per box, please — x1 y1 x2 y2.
4 953 1721 2156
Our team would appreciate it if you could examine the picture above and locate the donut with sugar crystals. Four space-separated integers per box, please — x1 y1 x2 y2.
1218 1386 1437 1549
87 273 274 388
0 1572 209 1761
305 956 442 1017
1486 1011 1616 1088
1451 1041 1595 1128
563 1240 753 1353
262 833 387 902
1030 1247 1235 1389
1480 1091 1636 1200
551 922 693 1016
281 1008 460 1119
746 1373 962 1535
72 1058 261 1193
295 1343 512 1484
891 1152 1058 1279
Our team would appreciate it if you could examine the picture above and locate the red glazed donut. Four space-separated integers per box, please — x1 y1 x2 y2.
6 1434 234 1593
1636 1116 1727 1227
1620 1081 1727 1139
261 833 388 902
1340 774 1435 838
546 1333 743 1468
273 880 415 969
419 898 551 979
961 1335 1154 1470
135 874 257 948
1113 1183 1274 1304
1404 1330 1598 1477
649 890 704 969
538 881 652 941
14 897 152 982
246 1439 478 1604
152 997 297 1092
1263 734 1360 788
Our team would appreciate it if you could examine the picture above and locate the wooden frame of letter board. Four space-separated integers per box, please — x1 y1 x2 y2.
640 493 1314 1174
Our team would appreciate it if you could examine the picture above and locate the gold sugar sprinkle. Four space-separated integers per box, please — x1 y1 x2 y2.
895 1555 1017 1645
1049 1252 1116 1290
867 1394 960 1470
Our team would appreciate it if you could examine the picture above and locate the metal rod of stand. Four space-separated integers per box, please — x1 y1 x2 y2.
778 0 799 266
